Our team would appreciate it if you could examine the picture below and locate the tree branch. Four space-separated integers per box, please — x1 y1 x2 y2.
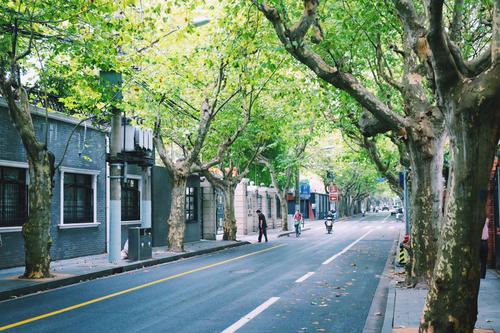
375 40 404 93
153 135 175 175
254 0 408 130
213 87 241 117
197 100 252 171
257 155 285 198
362 136 403 197
211 61 227 112
426 0 460 91
449 0 464 43
187 99 212 166
492 0 500 65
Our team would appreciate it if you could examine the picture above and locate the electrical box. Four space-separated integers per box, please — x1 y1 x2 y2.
128 227 152 261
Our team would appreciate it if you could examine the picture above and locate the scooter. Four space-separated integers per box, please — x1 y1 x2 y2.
325 217 333 234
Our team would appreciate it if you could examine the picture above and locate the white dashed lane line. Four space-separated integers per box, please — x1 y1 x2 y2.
295 272 315 283
322 230 374 265
221 297 280 333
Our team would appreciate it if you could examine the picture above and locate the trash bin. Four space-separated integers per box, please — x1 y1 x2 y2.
128 227 152 261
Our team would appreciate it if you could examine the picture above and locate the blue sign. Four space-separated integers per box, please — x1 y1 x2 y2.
300 182 311 199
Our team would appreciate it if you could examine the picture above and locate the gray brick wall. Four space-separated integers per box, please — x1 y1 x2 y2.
0 106 107 269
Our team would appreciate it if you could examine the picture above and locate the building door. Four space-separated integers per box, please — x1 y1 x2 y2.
300 199 309 219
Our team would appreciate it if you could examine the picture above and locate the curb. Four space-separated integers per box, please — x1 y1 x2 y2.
381 283 396 333
380 231 404 333
0 241 250 302
363 238 399 333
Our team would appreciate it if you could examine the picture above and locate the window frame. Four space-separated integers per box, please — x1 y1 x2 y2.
257 194 263 211
121 174 142 224
59 167 100 229
0 160 28 232
185 186 197 223
276 195 282 219
267 194 272 218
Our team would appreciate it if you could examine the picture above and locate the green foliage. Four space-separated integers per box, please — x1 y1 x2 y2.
1 0 405 194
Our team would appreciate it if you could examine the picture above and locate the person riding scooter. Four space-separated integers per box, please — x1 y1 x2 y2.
325 210 334 234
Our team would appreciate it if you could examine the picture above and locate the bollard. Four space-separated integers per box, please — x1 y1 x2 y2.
398 243 407 266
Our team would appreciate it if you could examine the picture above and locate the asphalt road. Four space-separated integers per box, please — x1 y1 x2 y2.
0 213 401 333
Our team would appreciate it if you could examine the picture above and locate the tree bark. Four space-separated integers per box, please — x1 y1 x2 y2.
420 96 499 333
168 175 187 252
406 131 444 283
1 84 54 278
280 194 289 231
23 150 54 278
417 0 500 327
222 186 237 240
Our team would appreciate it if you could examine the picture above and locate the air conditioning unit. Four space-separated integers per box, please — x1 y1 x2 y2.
122 123 135 152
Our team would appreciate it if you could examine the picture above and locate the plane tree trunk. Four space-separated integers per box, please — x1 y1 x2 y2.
0 83 54 278
222 186 237 240
417 1 500 331
167 175 188 252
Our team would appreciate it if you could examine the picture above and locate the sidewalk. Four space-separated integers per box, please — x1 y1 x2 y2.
0 239 248 301
384 265 500 332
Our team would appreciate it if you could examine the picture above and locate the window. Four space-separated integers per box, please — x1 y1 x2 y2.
122 178 140 221
267 195 272 217
0 166 27 227
64 173 94 224
276 196 281 218
185 187 197 222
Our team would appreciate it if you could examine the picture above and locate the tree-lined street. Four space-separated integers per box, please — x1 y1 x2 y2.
0 214 400 333
1 1 500 332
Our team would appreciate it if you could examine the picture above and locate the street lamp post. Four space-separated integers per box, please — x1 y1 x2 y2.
100 71 124 263
403 169 410 235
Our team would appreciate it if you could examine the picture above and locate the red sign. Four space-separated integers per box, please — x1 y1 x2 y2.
328 184 338 193
329 193 338 201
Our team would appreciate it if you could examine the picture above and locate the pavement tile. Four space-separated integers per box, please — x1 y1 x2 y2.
391 270 500 333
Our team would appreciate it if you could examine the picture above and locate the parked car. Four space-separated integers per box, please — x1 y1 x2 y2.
390 206 398 215
382 206 389 211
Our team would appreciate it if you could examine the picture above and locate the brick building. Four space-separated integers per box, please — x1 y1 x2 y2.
0 99 107 268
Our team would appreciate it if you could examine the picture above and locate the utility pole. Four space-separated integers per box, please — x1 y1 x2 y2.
403 170 410 235
295 166 300 213
101 71 123 263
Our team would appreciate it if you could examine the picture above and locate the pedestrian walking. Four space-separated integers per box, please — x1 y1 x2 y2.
257 209 268 242
293 210 303 237
480 218 489 279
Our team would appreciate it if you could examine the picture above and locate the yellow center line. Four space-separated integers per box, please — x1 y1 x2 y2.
0 244 286 331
